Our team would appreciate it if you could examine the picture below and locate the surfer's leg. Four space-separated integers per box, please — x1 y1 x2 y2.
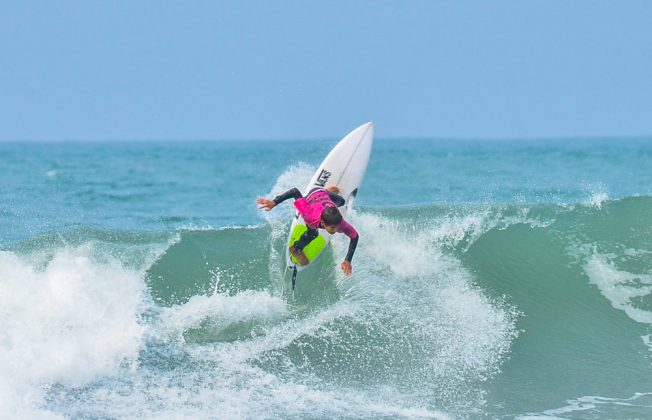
289 246 309 266
293 227 319 250
290 227 319 265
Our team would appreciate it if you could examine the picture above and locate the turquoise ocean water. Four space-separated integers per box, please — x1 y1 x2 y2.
1 138 651 418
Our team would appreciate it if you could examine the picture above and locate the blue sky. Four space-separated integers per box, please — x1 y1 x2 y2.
1 1 651 141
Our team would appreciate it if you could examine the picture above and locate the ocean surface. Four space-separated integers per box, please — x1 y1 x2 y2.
1 137 652 419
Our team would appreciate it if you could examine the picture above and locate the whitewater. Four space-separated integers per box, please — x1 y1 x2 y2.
1 138 651 418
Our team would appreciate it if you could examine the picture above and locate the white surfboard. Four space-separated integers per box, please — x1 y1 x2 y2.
286 122 374 275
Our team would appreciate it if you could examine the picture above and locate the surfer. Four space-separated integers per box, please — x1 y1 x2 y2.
257 186 358 276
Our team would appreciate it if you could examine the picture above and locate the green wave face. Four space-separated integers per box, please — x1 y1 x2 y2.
461 197 652 415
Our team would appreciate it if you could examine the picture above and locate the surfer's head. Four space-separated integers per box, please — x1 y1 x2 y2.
321 207 342 234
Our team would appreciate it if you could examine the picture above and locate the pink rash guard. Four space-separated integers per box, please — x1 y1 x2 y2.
271 187 359 262
293 189 358 239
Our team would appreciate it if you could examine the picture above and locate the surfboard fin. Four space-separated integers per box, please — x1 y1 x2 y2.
291 266 297 290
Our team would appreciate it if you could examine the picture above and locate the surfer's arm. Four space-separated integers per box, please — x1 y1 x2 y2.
275 188 312 217
338 220 359 262
273 188 303 205
327 191 345 207
345 236 358 262
339 234 358 277
257 188 303 211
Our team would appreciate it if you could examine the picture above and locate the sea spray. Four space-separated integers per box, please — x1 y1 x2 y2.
331 210 519 410
0 246 147 417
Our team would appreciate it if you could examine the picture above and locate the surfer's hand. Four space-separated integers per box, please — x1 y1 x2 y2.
341 260 352 276
257 198 276 211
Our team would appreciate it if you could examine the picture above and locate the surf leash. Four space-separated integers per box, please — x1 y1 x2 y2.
291 266 297 290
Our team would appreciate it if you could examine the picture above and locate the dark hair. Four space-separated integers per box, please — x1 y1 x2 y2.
321 206 343 226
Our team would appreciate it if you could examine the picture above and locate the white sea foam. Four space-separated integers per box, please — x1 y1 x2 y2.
0 246 147 417
44 365 450 419
340 209 503 278
583 253 652 324
155 290 288 342
46 295 451 419
331 210 519 408
185 297 361 364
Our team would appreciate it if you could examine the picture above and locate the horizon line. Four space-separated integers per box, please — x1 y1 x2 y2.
2 134 652 144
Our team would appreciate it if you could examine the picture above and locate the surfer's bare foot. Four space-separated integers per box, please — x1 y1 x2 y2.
289 246 309 265
326 186 340 194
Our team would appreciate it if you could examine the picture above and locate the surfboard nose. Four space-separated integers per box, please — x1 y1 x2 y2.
354 121 374 138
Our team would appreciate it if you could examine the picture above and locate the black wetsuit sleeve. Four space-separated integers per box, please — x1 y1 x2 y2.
273 188 303 205
327 191 346 207
345 235 359 262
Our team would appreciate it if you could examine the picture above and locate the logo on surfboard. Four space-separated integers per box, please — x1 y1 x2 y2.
315 169 331 187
